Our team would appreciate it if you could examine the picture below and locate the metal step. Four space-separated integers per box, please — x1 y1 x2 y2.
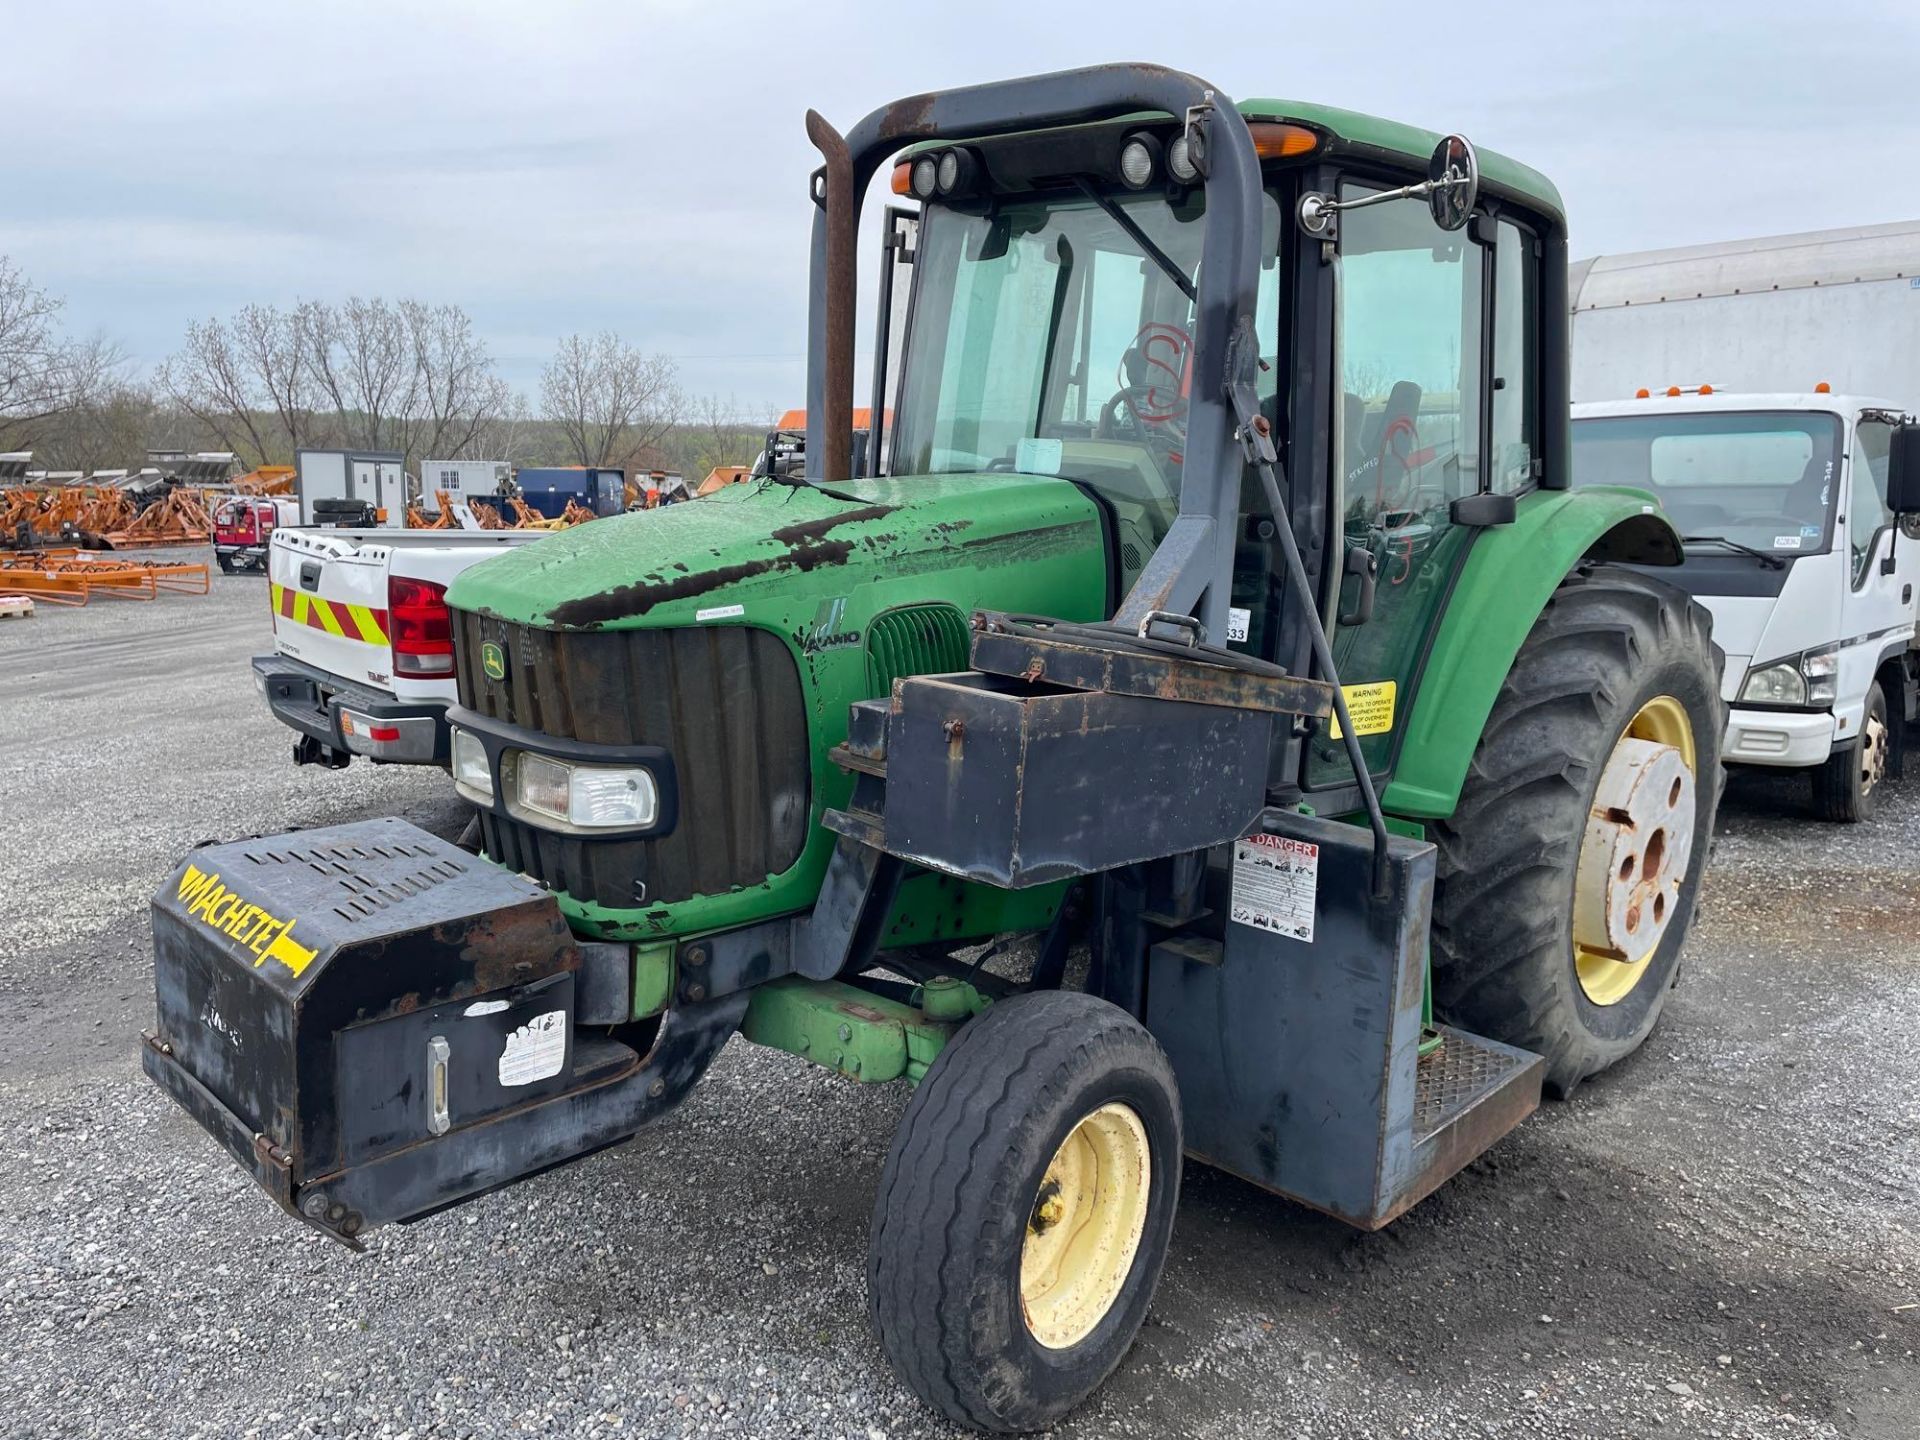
1392 1025 1545 1224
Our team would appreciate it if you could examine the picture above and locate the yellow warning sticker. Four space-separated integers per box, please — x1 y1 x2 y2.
176 863 319 977
1329 680 1397 740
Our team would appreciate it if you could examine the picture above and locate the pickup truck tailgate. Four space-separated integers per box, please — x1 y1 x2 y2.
269 531 395 687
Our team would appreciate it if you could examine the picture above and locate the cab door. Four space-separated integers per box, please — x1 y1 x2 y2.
1834 413 1912 741
1302 183 1539 794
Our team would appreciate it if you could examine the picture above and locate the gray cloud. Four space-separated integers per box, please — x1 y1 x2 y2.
7 0 1916 407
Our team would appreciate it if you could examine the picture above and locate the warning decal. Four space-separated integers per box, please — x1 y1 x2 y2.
1230 833 1319 942
498 1010 568 1087
1328 679 1397 740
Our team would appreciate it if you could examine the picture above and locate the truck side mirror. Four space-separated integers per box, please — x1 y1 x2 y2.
1888 425 1920 515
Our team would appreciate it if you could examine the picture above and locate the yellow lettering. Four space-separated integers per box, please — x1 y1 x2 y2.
176 866 315 977
263 924 319 978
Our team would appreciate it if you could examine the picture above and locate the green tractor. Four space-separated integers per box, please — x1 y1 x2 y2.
144 65 1722 1432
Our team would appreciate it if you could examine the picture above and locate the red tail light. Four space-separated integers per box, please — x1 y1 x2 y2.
389 575 454 676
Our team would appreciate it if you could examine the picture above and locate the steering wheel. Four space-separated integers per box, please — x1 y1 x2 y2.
1100 322 1192 436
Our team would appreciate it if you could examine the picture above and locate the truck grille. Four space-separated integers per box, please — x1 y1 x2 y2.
454 612 810 910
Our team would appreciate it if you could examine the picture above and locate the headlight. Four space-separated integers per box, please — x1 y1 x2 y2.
1167 133 1198 183
1801 647 1838 705
451 727 492 801
1118 134 1159 189
910 155 939 199
514 753 658 830
1740 663 1808 705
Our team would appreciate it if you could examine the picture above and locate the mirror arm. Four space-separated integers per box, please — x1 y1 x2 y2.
1298 172 1471 237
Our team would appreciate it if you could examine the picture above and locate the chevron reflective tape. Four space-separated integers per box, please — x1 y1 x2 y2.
270 582 390 646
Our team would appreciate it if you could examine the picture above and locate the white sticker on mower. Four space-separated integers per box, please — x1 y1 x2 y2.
497 1010 568 1087
1230 833 1319 942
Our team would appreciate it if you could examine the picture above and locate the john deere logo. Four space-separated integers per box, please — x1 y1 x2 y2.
481 642 507 681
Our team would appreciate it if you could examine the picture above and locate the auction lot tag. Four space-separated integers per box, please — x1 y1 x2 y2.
1230 833 1319 942
1329 679 1396 740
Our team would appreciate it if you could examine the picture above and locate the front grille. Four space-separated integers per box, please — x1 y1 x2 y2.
866 603 970 694
454 612 810 910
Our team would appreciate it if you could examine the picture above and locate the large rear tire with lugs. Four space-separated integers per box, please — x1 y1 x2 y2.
868 991 1181 1434
1429 564 1725 1098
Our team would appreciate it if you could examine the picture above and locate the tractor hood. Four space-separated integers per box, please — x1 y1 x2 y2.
446 475 1107 631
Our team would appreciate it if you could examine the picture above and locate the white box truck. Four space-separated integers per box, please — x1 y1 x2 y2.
1571 221 1920 819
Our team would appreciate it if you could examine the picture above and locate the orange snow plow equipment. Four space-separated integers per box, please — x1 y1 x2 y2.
0 550 211 605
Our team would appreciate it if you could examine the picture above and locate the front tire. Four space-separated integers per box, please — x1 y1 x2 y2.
868 991 1180 1433
1811 681 1887 822
1430 565 1725 1097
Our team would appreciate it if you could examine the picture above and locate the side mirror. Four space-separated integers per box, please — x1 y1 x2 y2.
1888 424 1920 515
1296 132 1481 239
1427 135 1479 231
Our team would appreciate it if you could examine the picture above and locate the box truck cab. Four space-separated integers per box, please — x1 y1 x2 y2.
1573 391 1920 818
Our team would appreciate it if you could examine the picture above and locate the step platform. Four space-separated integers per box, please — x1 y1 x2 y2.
1142 809 1544 1229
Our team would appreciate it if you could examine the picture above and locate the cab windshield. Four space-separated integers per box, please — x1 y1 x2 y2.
1572 410 1843 556
891 186 1281 568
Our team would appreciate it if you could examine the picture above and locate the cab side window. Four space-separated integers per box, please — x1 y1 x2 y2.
1309 185 1486 785
1850 419 1894 585
1490 222 1538 494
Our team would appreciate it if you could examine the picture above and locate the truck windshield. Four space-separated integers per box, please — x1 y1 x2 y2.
1572 410 1843 556
891 186 1281 556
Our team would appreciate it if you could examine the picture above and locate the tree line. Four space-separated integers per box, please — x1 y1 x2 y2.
1 256 777 481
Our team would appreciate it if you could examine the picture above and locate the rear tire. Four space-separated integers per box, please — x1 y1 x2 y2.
1811 680 1886 822
1430 565 1725 1098
868 991 1180 1434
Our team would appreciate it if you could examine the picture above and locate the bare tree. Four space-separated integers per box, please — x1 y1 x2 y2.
673 393 776 479
470 388 535 465
155 296 516 472
398 300 512 465
235 303 321 451
539 332 682 467
156 314 284 464
43 361 162 475
0 256 78 449
306 297 415 454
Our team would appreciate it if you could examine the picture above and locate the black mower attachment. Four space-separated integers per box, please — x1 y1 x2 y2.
142 818 742 1248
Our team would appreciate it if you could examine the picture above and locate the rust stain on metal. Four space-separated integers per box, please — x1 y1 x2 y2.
544 506 896 627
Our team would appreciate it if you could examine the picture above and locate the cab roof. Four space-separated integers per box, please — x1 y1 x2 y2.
1240 98 1563 225
900 95 1564 227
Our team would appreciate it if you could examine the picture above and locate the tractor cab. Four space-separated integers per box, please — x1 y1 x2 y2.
857 97 1577 813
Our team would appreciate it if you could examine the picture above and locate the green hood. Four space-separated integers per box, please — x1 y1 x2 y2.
447 475 1107 632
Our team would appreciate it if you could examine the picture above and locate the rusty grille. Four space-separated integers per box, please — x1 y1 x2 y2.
453 612 811 910
1412 1030 1526 1138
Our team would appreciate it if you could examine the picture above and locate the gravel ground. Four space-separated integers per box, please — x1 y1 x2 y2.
1 552 1915 1439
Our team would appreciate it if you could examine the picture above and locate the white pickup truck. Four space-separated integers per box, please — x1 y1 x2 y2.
254 526 547 768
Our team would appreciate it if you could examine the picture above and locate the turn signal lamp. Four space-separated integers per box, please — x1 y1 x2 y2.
1815 381 1832 394
1666 386 1682 397
1699 384 1714 395
1248 122 1319 159
1635 388 1651 399
891 160 911 195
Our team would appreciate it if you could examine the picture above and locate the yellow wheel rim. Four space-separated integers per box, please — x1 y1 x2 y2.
1020 1102 1152 1350
1574 696 1698 1007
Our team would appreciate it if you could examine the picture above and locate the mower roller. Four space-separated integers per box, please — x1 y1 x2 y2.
144 63 1723 1432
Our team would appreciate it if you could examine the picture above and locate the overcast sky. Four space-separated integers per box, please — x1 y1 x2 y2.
5 1 1916 410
